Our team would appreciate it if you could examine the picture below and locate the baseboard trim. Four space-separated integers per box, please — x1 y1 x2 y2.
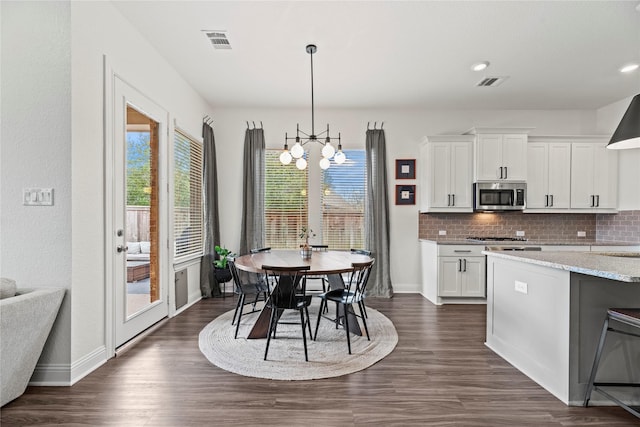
30 345 108 386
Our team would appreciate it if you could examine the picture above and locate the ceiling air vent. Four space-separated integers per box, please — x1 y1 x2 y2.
203 31 231 50
476 76 508 87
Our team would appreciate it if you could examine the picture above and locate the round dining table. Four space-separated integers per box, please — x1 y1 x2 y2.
233 249 373 339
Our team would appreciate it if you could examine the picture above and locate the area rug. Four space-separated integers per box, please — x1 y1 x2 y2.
198 300 398 380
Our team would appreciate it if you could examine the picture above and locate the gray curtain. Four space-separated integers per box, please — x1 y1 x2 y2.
365 129 394 297
239 128 265 255
200 122 221 298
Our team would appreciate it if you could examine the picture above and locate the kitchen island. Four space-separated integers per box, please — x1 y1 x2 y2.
484 250 640 406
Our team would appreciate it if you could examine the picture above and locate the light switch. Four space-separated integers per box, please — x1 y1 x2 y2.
23 188 54 206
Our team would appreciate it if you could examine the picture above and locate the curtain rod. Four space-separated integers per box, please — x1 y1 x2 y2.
367 121 384 130
246 121 263 129
203 115 214 126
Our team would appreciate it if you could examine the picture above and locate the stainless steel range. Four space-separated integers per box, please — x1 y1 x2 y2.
466 236 528 243
466 236 541 251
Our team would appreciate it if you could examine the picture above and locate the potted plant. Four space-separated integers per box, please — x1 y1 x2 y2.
213 245 233 283
299 227 315 259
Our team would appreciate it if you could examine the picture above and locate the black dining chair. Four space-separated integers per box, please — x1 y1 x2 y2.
262 264 312 361
306 245 329 293
314 259 375 354
250 247 271 254
227 259 270 339
350 248 372 256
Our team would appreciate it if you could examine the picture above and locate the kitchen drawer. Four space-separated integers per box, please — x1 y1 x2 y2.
438 245 484 257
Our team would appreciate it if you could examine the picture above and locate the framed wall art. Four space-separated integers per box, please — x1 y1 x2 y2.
395 159 416 179
395 185 416 205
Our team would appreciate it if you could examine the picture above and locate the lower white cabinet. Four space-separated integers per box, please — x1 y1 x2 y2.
421 242 486 304
438 255 486 297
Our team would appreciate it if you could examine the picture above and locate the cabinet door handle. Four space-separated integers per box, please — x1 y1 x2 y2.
447 194 450 206
463 258 467 272
504 167 508 179
454 250 472 253
545 195 549 207
451 194 455 206
499 166 503 179
550 194 554 207
457 259 462 272
596 195 600 207
590 195 594 207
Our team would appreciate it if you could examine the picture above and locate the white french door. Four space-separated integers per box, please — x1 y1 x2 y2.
112 76 168 348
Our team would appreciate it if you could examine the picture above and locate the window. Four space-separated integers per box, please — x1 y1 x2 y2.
264 151 308 248
264 149 366 250
321 150 366 249
173 129 204 259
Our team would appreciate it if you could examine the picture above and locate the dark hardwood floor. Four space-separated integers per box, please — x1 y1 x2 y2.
1 294 637 426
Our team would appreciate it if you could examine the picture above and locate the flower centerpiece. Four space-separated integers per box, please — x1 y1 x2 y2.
299 226 315 259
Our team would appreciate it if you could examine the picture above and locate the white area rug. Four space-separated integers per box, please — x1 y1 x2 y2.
198 300 398 380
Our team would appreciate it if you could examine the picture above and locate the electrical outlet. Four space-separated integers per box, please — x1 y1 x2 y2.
515 281 528 294
516 231 525 237
577 231 586 237
438 230 447 236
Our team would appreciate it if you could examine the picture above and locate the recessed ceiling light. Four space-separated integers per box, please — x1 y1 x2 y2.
620 63 639 73
471 61 490 72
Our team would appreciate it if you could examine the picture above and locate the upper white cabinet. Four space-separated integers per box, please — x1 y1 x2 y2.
420 136 473 212
570 140 618 211
526 141 571 210
469 128 532 182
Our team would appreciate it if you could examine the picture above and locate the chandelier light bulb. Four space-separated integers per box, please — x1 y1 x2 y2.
319 157 331 169
296 157 307 170
321 143 335 159
279 150 292 165
334 150 346 164
290 142 304 159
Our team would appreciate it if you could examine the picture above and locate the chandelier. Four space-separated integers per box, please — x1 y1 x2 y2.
280 44 346 170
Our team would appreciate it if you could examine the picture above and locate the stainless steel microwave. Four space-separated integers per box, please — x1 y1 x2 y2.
474 182 526 211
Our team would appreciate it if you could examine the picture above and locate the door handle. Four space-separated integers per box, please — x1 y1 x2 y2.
550 195 554 207
116 245 128 253
504 167 508 179
499 167 503 179
590 195 594 207
451 194 455 206
463 259 467 272
596 195 600 207
447 194 451 206
545 195 549 207
457 259 462 272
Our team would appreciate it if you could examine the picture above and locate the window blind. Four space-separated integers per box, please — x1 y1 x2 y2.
321 150 366 250
174 129 204 259
264 150 308 249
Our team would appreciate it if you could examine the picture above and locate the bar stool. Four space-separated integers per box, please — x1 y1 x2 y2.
583 308 640 418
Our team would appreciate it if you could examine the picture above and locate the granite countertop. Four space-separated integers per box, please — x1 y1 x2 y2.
483 250 640 282
420 238 639 246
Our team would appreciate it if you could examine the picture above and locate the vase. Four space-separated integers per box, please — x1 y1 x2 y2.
300 247 312 259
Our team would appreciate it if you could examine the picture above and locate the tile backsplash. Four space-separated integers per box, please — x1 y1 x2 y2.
419 210 640 243
419 212 596 241
596 210 640 243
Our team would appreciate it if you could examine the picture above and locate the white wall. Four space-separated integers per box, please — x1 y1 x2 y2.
70 1 214 369
1 1 72 367
2 0 215 384
597 96 640 210
213 107 598 292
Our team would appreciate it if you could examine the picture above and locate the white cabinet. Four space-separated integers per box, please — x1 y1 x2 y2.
527 142 571 209
570 141 618 211
474 132 529 181
421 136 473 212
437 245 486 298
